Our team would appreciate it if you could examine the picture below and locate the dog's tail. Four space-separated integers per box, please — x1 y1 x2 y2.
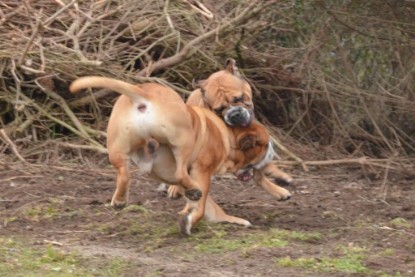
70 76 149 101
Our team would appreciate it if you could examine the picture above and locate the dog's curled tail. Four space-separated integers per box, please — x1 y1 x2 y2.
70 76 147 101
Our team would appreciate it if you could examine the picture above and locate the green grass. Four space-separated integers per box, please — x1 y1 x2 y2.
20 199 81 222
271 229 322 243
389 218 412 228
192 227 321 253
122 204 150 214
24 204 58 220
0 237 130 277
276 245 370 274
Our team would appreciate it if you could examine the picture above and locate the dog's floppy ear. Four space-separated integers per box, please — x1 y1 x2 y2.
238 134 257 151
192 79 208 97
192 79 206 90
225 58 240 77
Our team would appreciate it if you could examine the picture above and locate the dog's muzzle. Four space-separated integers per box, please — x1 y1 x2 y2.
224 106 253 127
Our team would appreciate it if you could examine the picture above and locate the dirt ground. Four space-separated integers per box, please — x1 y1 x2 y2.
1 153 414 277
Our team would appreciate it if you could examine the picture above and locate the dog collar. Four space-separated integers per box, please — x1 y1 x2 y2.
251 141 275 170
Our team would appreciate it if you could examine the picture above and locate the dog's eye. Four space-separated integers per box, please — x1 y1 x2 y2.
214 105 226 115
232 96 244 103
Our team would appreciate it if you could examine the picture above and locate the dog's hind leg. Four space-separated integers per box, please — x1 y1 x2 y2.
171 185 251 226
109 152 131 209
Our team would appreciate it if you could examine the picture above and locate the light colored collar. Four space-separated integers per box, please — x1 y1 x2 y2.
252 141 275 170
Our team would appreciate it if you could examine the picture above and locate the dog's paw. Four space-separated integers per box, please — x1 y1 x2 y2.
277 189 292 201
111 197 127 210
167 185 183 199
241 219 252 227
184 189 202 201
111 201 127 210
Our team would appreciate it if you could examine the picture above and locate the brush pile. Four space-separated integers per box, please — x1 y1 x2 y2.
0 1 414 170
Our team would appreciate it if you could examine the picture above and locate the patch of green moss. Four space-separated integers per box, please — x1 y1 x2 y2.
193 228 290 253
277 245 370 274
123 204 150 214
271 229 322 243
378 248 395 257
191 227 322 253
0 237 130 277
389 218 412 228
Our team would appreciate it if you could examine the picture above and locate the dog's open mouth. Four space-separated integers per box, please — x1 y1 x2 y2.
236 168 253 182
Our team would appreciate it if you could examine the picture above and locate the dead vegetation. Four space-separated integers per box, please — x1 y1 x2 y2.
0 0 414 176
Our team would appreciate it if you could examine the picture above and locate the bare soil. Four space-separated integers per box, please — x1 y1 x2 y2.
1 155 414 276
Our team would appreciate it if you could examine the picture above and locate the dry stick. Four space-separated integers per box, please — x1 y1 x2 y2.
324 8 390 41
321 74 358 147
0 129 28 164
164 0 175 29
164 0 181 54
270 136 308 172
16 97 53 135
180 0 214 19
276 157 410 170
19 65 45 74
18 0 77 66
16 91 106 153
67 6 121 65
34 78 89 137
124 33 176 71
0 5 25 27
68 88 111 108
380 158 392 200
18 18 42 66
37 38 46 72
43 0 77 26
55 141 108 153
137 0 263 77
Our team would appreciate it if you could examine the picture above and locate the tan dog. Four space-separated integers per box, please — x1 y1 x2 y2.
167 59 292 206
70 76 277 234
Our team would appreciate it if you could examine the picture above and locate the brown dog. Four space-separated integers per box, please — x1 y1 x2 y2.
167 59 292 205
70 76 277 234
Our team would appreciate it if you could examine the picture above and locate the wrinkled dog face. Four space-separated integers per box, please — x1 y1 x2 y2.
233 130 272 181
199 59 255 127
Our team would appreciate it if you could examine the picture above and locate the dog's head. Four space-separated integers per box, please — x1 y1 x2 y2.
231 122 274 181
196 58 254 127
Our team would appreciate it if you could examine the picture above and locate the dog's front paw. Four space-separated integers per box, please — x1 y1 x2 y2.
184 189 202 201
111 196 127 210
277 188 292 201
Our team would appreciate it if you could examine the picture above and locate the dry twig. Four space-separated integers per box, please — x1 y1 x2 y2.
0 129 28 164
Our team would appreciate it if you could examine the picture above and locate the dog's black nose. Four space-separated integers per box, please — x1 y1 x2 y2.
230 110 243 123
